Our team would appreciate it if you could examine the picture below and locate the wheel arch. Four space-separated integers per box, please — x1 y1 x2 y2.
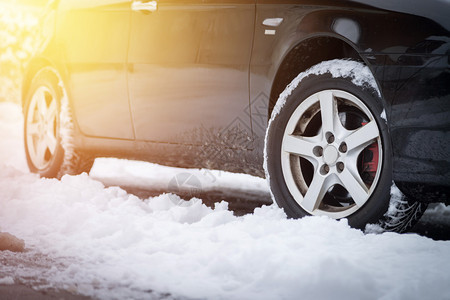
268 35 381 119
22 57 53 108
21 57 68 109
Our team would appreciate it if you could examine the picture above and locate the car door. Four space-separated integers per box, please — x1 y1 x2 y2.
57 0 134 139
127 0 255 147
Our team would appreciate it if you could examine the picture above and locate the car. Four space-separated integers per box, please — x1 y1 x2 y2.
22 0 450 232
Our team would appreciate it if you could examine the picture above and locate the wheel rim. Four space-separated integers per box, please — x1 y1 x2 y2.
281 90 383 219
26 86 59 170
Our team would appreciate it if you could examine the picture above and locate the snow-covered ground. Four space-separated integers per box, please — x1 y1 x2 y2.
1 101 450 300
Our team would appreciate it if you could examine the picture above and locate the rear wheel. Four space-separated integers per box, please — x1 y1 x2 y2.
24 68 94 178
265 60 425 232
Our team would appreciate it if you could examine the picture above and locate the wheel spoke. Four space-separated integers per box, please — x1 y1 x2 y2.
283 135 317 159
26 86 59 170
345 120 379 152
37 90 47 116
45 99 57 124
319 91 338 134
338 167 369 207
36 139 48 166
301 174 328 212
45 131 57 154
27 136 37 160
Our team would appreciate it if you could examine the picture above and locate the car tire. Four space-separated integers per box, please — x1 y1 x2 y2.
264 59 425 232
24 68 94 178
378 184 428 233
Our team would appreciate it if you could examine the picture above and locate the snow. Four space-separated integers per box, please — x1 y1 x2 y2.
1 100 450 299
0 101 27 171
90 158 269 197
365 182 416 234
0 277 14 285
386 183 408 215
381 109 387 122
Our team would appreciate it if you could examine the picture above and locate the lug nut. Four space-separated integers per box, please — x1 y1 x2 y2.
326 132 335 144
337 162 345 173
339 142 347 153
313 146 323 157
320 164 330 175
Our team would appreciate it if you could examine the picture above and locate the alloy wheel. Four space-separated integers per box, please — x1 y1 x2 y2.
26 86 59 170
281 89 382 218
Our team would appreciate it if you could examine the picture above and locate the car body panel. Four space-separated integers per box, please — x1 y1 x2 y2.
23 0 450 198
127 0 255 147
56 0 134 139
250 0 450 187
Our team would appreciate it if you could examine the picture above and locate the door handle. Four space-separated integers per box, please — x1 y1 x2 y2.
132 1 157 13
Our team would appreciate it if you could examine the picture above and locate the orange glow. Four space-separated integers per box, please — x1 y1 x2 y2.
0 1 44 103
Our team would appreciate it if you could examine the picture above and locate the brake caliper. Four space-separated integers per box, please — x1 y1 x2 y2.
360 122 379 185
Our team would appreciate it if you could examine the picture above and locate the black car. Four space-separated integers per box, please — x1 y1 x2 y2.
22 0 450 232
